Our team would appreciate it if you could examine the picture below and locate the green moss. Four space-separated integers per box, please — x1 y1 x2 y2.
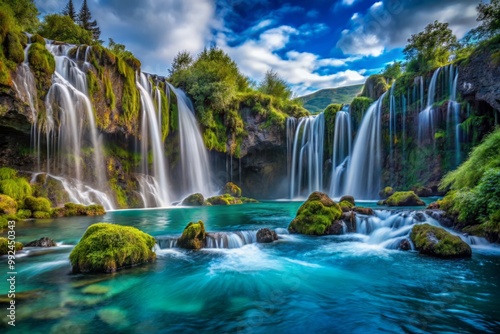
0 178 32 201
69 223 156 273
0 58 10 86
223 182 242 198
24 196 51 212
339 200 354 210
384 191 425 206
16 209 31 219
0 167 17 180
350 97 373 130
323 103 342 155
206 194 242 205
0 237 23 255
32 211 51 219
361 74 388 99
177 221 206 249
181 193 205 206
116 57 140 133
160 87 170 141
288 191 342 235
28 42 55 99
58 202 105 217
0 194 16 215
87 70 98 99
410 224 471 258
109 178 128 209
379 186 394 199
104 74 116 110
4 31 24 64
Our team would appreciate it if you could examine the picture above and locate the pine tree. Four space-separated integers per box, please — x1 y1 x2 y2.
77 0 101 41
62 0 76 22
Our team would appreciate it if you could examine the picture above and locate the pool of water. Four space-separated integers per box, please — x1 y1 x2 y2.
1 201 500 333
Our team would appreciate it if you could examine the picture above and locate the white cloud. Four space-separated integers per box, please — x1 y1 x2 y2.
342 0 357 6
337 0 479 57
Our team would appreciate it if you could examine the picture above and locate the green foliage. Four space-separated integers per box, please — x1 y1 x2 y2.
77 0 100 41
288 192 342 235
58 202 105 216
361 74 388 99
28 42 56 96
384 191 425 206
0 194 16 215
381 61 402 81
62 0 76 22
258 70 292 101
0 167 17 180
24 196 51 212
403 21 458 73
0 0 39 33
104 74 116 110
0 237 23 255
177 221 206 249
299 84 363 113
0 178 32 201
38 14 93 45
168 50 193 80
116 57 140 133
32 210 51 219
109 178 128 209
324 103 342 155
206 193 243 205
410 223 471 258
465 0 500 42
108 38 134 59
16 209 31 219
69 222 156 273
4 31 24 64
350 97 373 130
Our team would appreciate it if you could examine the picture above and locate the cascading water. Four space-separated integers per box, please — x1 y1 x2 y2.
418 67 441 144
156 230 260 249
167 83 214 198
137 73 171 207
329 105 352 197
286 117 297 180
447 65 461 167
289 113 325 198
388 82 396 184
344 93 386 199
38 42 113 210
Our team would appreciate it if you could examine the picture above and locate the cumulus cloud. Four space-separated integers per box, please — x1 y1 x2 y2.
337 0 479 57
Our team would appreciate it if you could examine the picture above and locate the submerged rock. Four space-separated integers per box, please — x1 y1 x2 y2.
69 223 156 273
381 191 425 206
181 193 205 206
177 221 206 249
256 228 278 243
288 192 342 235
410 223 471 258
399 239 411 251
25 237 56 247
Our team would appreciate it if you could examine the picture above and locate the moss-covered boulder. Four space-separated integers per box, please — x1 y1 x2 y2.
339 200 354 212
25 237 56 247
413 186 433 197
382 191 425 206
53 203 105 217
24 196 52 212
339 195 355 206
379 186 394 199
288 192 342 235
0 194 17 215
410 224 471 258
181 193 205 206
206 194 242 205
69 223 156 273
0 237 23 255
223 182 242 198
177 221 206 249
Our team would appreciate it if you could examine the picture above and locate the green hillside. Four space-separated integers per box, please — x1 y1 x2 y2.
300 84 364 113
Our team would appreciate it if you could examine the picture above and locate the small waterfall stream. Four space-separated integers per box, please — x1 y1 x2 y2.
329 105 352 197
418 67 441 145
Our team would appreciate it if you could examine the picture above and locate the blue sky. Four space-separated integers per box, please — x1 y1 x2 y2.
35 0 480 95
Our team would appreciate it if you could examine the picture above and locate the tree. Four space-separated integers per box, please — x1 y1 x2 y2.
168 51 193 78
38 14 93 45
467 0 500 42
403 21 458 72
108 38 134 58
258 70 292 101
62 0 76 22
381 61 402 81
77 0 100 41
0 0 39 32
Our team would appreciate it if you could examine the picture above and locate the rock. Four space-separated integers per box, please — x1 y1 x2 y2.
177 221 206 249
378 186 394 199
399 239 411 251
339 195 355 206
181 193 205 206
256 228 278 243
341 211 356 233
327 221 345 235
412 186 433 197
339 200 354 211
383 191 425 206
32 308 69 320
25 237 56 247
24 196 52 212
353 207 375 215
206 194 242 205
410 223 472 258
0 194 17 215
69 223 156 273
50 320 87 334
53 203 105 217
425 210 455 228
377 200 385 206
427 201 440 209
223 182 242 198
288 192 342 235
361 74 388 100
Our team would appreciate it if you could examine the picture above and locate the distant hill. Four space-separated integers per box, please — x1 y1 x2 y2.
299 84 364 113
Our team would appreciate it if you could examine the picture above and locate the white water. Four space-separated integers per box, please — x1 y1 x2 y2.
418 67 441 144
329 105 352 197
388 82 396 184
447 65 461 167
344 93 386 199
167 84 214 198
289 113 325 198
137 73 170 207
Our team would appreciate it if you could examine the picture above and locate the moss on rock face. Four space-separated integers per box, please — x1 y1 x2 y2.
0 237 23 255
0 177 32 201
69 223 156 273
410 223 472 258
53 203 105 217
223 182 242 198
24 196 51 212
177 221 206 249
207 194 242 205
288 191 342 235
0 194 17 215
379 187 394 199
383 191 425 206
181 193 205 206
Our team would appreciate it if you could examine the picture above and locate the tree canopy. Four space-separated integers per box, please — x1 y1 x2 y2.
467 0 500 41
77 0 100 42
0 0 39 32
62 0 76 22
258 70 292 101
38 14 93 45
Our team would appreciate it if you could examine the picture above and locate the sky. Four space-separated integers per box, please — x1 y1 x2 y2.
34 0 481 96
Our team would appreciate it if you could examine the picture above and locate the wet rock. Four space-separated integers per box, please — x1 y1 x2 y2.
339 195 355 206
341 211 356 233
256 228 278 243
25 237 56 247
181 193 205 206
223 182 242 198
353 207 375 215
425 210 455 228
413 186 433 197
177 221 206 249
378 186 394 199
410 223 472 258
98 307 130 328
399 239 411 251
413 212 426 222
382 191 425 206
327 221 345 235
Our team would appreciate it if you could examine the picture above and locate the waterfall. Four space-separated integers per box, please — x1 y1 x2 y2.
344 93 386 199
388 82 396 184
137 73 171 207
156 230 260 249
167 84 214 198
418 67 441 144
447 65 461 167
38 42 113 210
286 117 297 180
329 105 352 197
289 113 325 198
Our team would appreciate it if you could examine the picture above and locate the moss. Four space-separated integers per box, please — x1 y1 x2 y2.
69 223 156 273
241 197 259 203
109 178 128 209
160 87 170 141
57 202 105 217
24 196 51 212
181 193 205 206
0 194 16 215
104 73 116 110
0 58 10 86
116 57 140 133
0 167 17 180
206 194 243 205
350 97 374 130
16 209 31 219
177 221 206 249
0 237 23 255
0 178 32 201
28 42 55 99
410 224 471 258
32 211 51 219
288 191 342 235
31 34 46 45
223 182 242 198
324 103 342 155
361 74 388 99
339 200 354 210
383 191 425 206
87 70 98 99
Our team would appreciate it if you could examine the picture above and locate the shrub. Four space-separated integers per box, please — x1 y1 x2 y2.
0 178 32 201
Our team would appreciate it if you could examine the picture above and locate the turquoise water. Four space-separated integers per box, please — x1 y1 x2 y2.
1 201 500 333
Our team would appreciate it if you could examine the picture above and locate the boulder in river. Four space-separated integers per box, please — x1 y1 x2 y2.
410 223 471 258
25 237 56 247
381 191 425 206
256 228 278 243
177 221 206 249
